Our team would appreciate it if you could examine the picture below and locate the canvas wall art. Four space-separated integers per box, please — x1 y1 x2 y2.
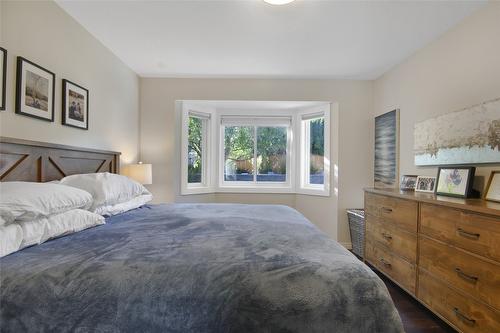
414 98 500 166
374 109 399 188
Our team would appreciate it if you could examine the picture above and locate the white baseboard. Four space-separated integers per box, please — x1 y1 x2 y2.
339 242 352 250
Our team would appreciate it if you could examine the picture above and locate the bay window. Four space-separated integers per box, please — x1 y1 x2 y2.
181 101 331 196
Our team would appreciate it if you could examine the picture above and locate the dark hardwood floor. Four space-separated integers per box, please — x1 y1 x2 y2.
376 271 457 333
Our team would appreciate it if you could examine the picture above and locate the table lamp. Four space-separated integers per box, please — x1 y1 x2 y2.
122 162 152 185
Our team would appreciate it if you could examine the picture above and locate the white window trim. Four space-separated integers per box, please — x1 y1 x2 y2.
296 105 331 197
218 111 294 192
180 103 215 195
180 103 331 196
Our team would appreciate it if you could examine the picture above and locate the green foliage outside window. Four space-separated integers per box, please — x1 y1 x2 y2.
188 117 203 183
310 118 325 175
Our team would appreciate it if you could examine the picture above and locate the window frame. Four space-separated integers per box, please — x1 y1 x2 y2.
217 112 294 193
180 103 331 196
297 105 331 197
180 104 215 195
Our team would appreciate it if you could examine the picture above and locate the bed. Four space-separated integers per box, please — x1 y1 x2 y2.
0 138 403 332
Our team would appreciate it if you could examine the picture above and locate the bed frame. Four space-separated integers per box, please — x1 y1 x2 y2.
0 137 121 182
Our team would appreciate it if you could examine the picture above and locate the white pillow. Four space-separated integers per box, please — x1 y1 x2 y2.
96 194 153 216
17 209 105 249
41 209 105 243
0 182 93 224
0 224 23 257
59 172 150 212
17 218 47 249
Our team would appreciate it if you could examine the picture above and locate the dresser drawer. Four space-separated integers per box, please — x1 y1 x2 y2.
419 269 500 333
420 236 500 311
420 203 500 262
366 215 417 263
365 240 416 294
365 193 418 232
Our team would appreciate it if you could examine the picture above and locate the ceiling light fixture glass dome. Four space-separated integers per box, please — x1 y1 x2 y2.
264 0 296 5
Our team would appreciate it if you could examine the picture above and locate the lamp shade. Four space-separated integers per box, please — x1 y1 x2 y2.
122 162 152 185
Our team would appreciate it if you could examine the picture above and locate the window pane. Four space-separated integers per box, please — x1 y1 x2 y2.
309 117 324 185
224 126 254 181
188 116 203 183
257 127 287 182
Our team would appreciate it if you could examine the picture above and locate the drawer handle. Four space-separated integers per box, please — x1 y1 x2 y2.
457 228 480 240
455 268 478 283
379 258 392 267
381 207 393 214
381 232 393 240
453 307 476 326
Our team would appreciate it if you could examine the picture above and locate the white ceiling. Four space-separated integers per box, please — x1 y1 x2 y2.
56 0 486 80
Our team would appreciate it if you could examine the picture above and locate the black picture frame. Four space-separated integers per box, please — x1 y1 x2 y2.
62 79 89 130
435 166 476 198
0 47 6 111
15 56 55 121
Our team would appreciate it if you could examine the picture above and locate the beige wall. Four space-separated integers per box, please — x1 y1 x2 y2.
374 2 500 189
140 78 373 244
0 1 139 163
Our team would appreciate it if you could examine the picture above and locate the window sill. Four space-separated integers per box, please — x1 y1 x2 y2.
181 186 330 196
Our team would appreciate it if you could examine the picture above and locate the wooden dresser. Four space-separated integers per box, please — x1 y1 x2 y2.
364 188 500 333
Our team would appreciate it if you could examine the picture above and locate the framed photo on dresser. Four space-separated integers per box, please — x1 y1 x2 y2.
435 167 475 198
485 171 500 203
15 57 55 121
0 47 6 111
62 79 89 130
415 176 436 193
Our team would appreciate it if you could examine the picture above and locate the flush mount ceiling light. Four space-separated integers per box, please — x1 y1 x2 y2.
264 0 296 5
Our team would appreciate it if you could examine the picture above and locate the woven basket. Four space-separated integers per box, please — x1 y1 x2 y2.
347 209 365 258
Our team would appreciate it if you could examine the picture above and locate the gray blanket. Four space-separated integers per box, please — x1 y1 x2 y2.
1 204 403 332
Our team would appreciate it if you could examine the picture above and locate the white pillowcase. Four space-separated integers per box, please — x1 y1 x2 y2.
17 209 105 249
60 172 150 212
96 194 153 216
0 224 23 258
17 218 48 249
0 182 93 225
42 209 105 243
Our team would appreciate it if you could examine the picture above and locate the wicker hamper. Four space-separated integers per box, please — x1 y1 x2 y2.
346 209 365 258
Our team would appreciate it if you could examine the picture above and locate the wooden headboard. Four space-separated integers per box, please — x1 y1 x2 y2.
0 137 121 182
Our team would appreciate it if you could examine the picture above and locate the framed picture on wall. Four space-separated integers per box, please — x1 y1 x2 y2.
435 167 475 198
0 47 6 111
62 79 89 130
374 109 399 188
15 57 55 121
485 171 500 203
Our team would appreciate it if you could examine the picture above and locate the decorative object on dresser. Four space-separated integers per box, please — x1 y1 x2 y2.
62 79 89 130
415 176 436 193
364 188 500 333
400 175 418 191
414 97 500 166
15 57 55 121
374 109 399 188
485 171 500 203
0 47 6 111
436 167 476 198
